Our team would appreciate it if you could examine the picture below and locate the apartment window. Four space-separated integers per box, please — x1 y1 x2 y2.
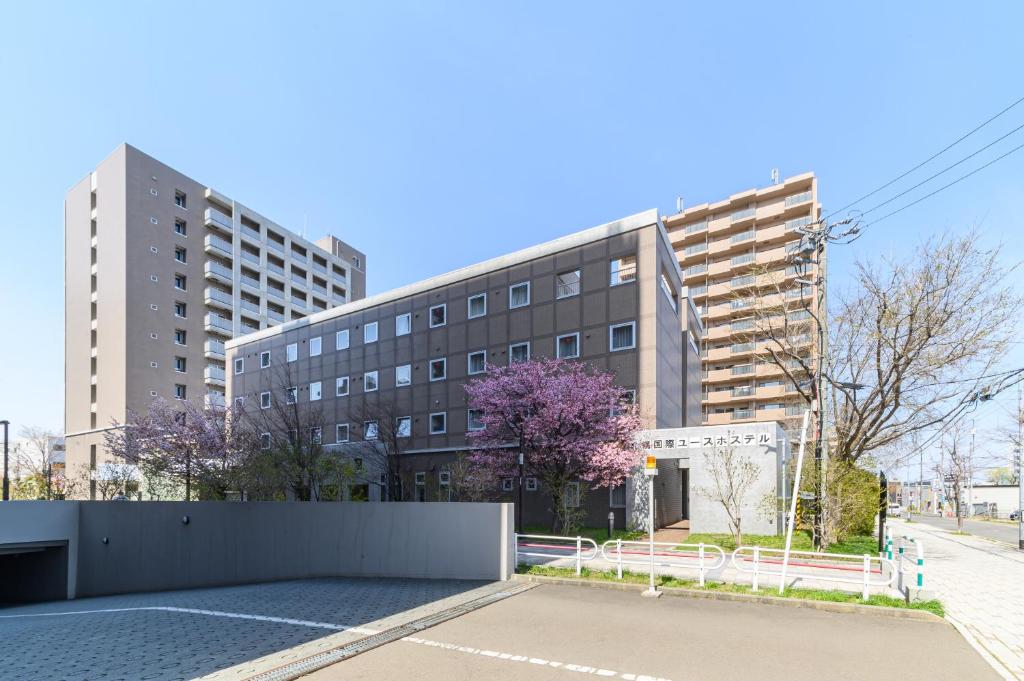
429 412 447 434
336 376 350 396
526 477 538 492
336 329 350 350
396 416 412 438
509 342 530 364
174 274 186 291
286 343 298 362
174 357 186 373
429 358 447 381
174 191 187 208
336 424 350 443
467 293 487 318
660 272 678 311
556 332 580 359
467 350 486 375
501 479 514 493
260 391 271 409
610 484 626 508
174 384 186 400
309 427 322 445
610 256 637 286
364 420 379 440
395 364 411 387
509 282 530 308
556 269 581 298
174 302 186 318
234 396 245 409
174 329 187 346
429 304 447 328
415 472 426 501
467 409 485 431
395 313 411 336
564 481 581 508
260 433 271 450
174 219 187 236
609 322 636 351
364 370 379 392
364 321 378 343
285 387 298 404
260 350 271 368
309 336 322 357
310 381 322 401
174 247 187 264
234 357 244 374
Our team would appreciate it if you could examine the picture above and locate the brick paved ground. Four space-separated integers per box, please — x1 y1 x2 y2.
893 519 1024 680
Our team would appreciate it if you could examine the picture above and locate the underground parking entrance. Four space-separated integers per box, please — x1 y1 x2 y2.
0 541 69 605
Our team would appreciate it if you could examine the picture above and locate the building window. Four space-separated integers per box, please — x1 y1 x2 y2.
556 269 581 298
309 336 322 357
556 332 580 359
174 219 187 236
610 484 626 508
467 409 485 431
660 272 678 311
364 370 379 392
286 343 298 362
501 478 514 493
467 350 486 375
415 472 426 501
509 342 530 364
336 376 350 396
429 358 447 381
174 247 187 264
309 427 322 445
259 433 271 450
286 386 298 404
364 420 379 440
364 322 378 344
310 381 322 401
429 304 447 328
609 322 636 351
395 313 411 336
564 481 581 508
260 351 271 368
174 301 187 318
429 412 447 434
509 281 530 309
174 191 187 208
395 364 411 387
336 329 350 350
174 329 187 346
233 357 244 374
233 396 245 409
172 356 186 373
610 256 637 286
174 384 186 400
467 293 487 318
336 424 350 443
260 392 271 409
526 477 538 492
174 274 187 291
396 416 411 438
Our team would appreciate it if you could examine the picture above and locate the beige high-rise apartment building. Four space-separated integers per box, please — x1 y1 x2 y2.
64 144 366 498
662 173 822 428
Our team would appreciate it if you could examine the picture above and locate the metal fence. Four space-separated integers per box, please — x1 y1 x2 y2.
731 547 895 600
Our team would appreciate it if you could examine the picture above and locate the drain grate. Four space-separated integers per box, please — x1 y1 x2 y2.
249 582 537 681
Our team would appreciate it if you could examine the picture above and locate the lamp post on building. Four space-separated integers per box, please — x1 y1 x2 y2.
1 420 9 501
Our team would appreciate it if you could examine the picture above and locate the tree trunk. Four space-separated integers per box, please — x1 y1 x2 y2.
185 454 191 501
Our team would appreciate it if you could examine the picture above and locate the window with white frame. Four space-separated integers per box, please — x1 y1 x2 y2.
310 427 322 445
556 269 581 298
260 433 271 450
174 301 187 318
234 396 245 409
336 329 350 350
286 343 297 362
526 477 538 492
429 412 446 434
429 358 446 381
395 313 411 336
556 332 580 359
467 350 486 375
174 384 186 400
429 304 446 328
336 424 350 443
363 420 379 440
467 293 487 318
310 336 322 357
564 481 581 508
174 246 187 264
364 371 378 392
174 190 187 208
309 381 322 401
363 322 378 343
610 255 637 286
260 391 271 409
396 416 411 438
285 386 298 404
509 342 530 364
610 484 626 508
467 409 485 431
501 478 514 492
174 356 187 373
234 358 244 374
260 351 270 368
174 219 187 236
174 273 187 291
336 376 350 396
509 281 530 308
174 329 187 346
395 364 411 387
609 321 636 351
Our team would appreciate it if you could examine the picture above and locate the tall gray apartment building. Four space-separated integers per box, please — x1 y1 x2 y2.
226 210 702 528
65 144 366 497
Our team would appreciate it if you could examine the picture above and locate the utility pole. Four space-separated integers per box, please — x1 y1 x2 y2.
918 435 924 515
968 421 975 517
1018 384 1023 550
1 420 8 501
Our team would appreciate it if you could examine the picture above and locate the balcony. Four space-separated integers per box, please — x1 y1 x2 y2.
312 261 328 275
290 273 307 288
204 339 225 360
290 250 308 264
267 261 285 278
733 408 754 421
312 282 328 296
240 224 261 243
730 231 755 244
267 239 285 254
240 298 261 315
204 286 233 311
731 364 754 376
204 234 233 259
312 301 327 312
240 274 261 292
205 391 226 410
204 207 232 234
204 313 233 337
268 309 285 323
731 207 756 223
204 365 226 387
290 295 306 308
332 291 347 303
204 260 232 285
267 287 285 301
785 191 812 208
240 249 261 266
732 385 755 398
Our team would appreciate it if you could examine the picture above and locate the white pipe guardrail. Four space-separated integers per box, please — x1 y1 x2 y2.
600 540 726 587
731 547 895 600
514 534 599 575
892 534 924 592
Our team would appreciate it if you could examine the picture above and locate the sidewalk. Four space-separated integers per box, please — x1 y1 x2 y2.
892 519 1024 680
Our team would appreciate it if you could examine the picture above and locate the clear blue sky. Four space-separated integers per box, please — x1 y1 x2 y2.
1 2 1021 477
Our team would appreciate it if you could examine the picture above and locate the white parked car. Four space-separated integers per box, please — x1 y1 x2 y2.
887 503 902 518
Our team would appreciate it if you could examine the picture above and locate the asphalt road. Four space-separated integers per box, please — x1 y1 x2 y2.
906 512 1022 546
308 583 998 681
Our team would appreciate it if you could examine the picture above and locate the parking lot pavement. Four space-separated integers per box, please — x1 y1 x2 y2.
308 583 1000 681
0 577 489 681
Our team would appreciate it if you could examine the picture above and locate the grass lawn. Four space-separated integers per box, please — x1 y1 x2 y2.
517 564 944 617
681 530 878 556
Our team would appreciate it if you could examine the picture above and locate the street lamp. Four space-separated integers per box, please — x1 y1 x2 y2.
1 420 9 501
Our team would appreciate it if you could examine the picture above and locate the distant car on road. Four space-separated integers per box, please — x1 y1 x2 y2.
888 503 902 518
1011 510 1021 521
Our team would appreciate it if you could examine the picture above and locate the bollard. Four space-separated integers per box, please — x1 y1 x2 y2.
752 546 760 591
699 543 706 588
916 541 924 588
514 533 519 569
862 554 871 600
576 536 582 576
616 538 623 580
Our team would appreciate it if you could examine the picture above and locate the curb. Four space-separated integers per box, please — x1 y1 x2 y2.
513 574 945 622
